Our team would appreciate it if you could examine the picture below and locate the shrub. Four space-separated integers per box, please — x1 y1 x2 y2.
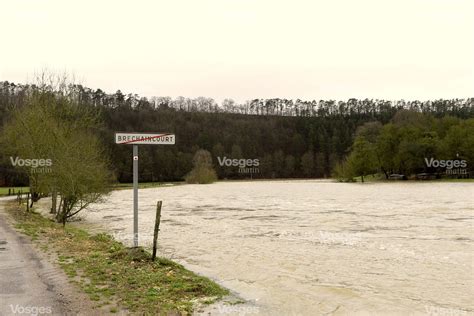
185 149 218 184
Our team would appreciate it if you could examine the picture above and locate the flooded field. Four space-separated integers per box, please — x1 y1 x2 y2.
79 181 473 315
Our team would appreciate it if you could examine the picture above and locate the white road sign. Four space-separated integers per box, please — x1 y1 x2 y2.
115 132 175 145
114 131 176 247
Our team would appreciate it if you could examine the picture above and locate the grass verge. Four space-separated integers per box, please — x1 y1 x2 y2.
0 186 29 196
111 182 183 191
6 203 228 315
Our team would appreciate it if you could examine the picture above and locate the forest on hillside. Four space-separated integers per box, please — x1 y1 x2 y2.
1 81 473 184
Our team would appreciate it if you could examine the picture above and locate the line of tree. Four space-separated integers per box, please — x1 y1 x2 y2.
1 80 473 184
334 112 474 181
2 81 473 118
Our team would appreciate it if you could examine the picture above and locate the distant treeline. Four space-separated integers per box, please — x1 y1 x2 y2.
1 81 473 184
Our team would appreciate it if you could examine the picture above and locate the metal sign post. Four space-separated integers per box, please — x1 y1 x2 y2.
133 145 139 247
115 132 175 247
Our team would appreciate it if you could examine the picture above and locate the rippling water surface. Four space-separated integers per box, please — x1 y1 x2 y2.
80 181 473 315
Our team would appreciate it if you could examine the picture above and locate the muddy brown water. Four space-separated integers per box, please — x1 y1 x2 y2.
62 181 473 315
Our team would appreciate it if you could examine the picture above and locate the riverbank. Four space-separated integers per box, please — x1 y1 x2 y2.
1 176 472 197
4 201 229 315
349 174 474 183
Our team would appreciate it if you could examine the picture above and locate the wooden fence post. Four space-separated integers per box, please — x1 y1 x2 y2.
152 201 163 261
26 192 30 212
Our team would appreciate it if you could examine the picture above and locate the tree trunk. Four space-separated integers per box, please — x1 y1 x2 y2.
56 197 63 222
61 200 68 227
51 191 57 214
29 192 36 209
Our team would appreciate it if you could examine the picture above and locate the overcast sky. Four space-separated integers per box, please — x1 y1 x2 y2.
1 0 473 103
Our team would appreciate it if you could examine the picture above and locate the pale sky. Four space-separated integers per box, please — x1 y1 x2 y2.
0 0 473 103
